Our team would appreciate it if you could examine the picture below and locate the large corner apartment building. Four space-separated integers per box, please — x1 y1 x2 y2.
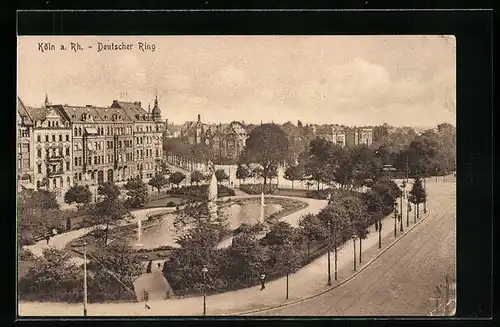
17 95 164 195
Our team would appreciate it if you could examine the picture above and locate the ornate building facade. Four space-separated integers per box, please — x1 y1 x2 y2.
17 95 164 195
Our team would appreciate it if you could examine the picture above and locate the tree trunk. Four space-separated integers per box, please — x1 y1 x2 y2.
104 222 109 247
292 180 294 190
359 237 362 263
417 203 420 219
317 180 320 191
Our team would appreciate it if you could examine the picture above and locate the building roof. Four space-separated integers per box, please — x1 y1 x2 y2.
57 104 134 123
25 107 51 123
17 97 34 125
111 101 152 122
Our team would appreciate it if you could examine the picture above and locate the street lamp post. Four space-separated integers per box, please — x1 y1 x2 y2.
327 221 332 286
393 205 398 237
286 270 289 300
202 265 208 316
83 241 88 317
378 219 382 249
352 233 357 271
334 224 338 281
423 177 427 213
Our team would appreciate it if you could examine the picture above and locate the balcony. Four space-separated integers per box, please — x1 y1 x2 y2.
47 169 64 177
46 155 64 162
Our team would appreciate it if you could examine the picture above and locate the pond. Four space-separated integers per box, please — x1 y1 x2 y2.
129 201 282 250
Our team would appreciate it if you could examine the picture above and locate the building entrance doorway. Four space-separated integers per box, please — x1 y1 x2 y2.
97 170 104 184
107 169 114 183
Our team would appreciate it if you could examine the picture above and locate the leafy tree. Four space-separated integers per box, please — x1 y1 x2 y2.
124 178 149 208
409 176 426 219
97 181 120 201
28 189 60 210
298 213 328 258
148 173 168 193
190 170 204 186
169 171 186 188
260 221 300 247
18 247 82 302
239 123 290 187
92 197 129 246
371 176 402 214
64 185 92 210
302 138 332 190
17 189 63 245
159 160 171 175
266 242 303 281
227 229 267 286
236 164 250 184
317 198 352 246
87 242 144 302
342 195 369 263
284 165 303 190
215 169 229 184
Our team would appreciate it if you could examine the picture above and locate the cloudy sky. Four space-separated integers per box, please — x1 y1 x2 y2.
18 35 455 127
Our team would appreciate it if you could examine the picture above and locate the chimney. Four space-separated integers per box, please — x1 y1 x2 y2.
197 114 201 122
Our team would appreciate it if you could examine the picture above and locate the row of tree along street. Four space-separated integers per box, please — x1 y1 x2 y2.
17 122 448 304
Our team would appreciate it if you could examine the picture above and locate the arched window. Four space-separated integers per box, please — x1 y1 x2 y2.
74 127 77 135
67 176 70 186
78 127 82 136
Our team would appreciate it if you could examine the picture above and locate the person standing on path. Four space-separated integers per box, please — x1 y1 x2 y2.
260 273 266 290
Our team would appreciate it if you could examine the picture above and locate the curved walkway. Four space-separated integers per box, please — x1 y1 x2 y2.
19 188 420 316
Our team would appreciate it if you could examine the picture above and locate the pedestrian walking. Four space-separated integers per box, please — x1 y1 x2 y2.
260 273 266 290
45 234 50 244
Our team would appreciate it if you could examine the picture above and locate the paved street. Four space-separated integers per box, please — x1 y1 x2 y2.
18 179 448 317
247 178 456 316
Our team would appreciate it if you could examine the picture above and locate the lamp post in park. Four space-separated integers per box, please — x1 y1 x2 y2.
393 204 398 237
83 241 88 317
202 265 208 316
352 233 357 272
327 221 332 286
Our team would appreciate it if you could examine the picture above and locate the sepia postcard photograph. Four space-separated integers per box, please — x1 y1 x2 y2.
16 35 456 317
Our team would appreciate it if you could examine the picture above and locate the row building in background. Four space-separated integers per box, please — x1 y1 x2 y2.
17 95 164 195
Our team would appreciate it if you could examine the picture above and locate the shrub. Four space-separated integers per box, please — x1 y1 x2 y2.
239 184 277 195
166 201 177 207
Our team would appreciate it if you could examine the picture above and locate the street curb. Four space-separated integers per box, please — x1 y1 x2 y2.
230 207 432 316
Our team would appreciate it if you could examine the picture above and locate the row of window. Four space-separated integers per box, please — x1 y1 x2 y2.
37 147 71 158
136 125 160 132
37 162 70 173
19 128 30 138
37 134 70 143
136 162 156 171
37 176 71 190
106 140 133 149
135 148 160 159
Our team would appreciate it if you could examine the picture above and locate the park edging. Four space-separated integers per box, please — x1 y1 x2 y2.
230 207 432 316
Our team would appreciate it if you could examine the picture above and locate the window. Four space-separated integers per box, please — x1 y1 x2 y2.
37 149 42 158
94 157 98 165
101 155 104 163
156 149 159 157
78 157 82 166
74 173 78 180
67 176 70 186
66 161 70 171
66 135 69 141
59 135 62 142
45 135 49 142
91 172 95 180
119 141 122 148
78 127 82 136
37 135 41 142
74 127 77 135
75 157 78 166
66 148 70 156
51 135 55 142
37 164 42 174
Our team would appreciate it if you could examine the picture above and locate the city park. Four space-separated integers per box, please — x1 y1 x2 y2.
17 122 455 316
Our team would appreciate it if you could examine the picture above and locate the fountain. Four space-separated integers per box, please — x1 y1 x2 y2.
260 192 266 222
207 161 218 220
136 218 143 246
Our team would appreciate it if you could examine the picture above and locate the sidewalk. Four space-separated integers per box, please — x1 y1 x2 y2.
19 196 420 317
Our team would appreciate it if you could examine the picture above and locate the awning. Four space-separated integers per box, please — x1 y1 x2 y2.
21 183 35 190
85 127 98 135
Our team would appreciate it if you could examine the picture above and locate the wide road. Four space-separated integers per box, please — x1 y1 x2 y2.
249 178 456 316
